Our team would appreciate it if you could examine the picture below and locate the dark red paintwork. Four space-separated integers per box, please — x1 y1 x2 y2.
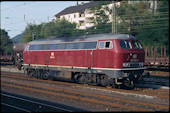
23 38 145 69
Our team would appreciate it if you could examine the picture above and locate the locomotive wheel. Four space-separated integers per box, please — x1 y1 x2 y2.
123 78 134 89
42 71 50 80
27 69 34 78
33 70 42 79
76 73 88 84
49 76 54 80
48 71 54 80
100 75 110 87
17 65 22 70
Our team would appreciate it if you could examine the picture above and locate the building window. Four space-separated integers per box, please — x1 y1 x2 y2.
148 3 151 8
79 12 84 17
79 22 85 26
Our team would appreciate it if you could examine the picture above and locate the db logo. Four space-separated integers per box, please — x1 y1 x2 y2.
50 52 55 59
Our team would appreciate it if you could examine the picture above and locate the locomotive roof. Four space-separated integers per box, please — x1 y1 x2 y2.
28 33 137 44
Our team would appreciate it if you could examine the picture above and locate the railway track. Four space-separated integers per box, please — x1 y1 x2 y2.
1 71 169 111
1 71 169 97
1 68 169 89
1 91 76 112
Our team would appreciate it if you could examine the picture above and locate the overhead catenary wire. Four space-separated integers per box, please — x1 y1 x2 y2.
2 1 168 25
2 11 168 27
2 1 169 38
1 1 36 11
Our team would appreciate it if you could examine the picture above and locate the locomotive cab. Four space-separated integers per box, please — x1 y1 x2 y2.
112 38 145 88
116 39 145 68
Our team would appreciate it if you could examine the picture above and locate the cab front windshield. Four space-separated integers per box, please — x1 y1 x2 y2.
119 40 143 49
131 40 143 49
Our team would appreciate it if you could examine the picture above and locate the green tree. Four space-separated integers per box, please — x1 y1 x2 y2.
22 19 77 42
22 23 44 42
89 1 111 34
40 21 57 38
136 0 169 47
55 18 77 37
117 1 151 36
0 29 13 54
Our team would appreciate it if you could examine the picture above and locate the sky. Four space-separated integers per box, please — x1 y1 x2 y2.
1 1 88 38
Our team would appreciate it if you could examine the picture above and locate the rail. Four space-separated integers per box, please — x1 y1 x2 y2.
1 91 75 112
1 72 169 108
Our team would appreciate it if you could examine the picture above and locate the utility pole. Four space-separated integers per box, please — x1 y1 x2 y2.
24 14 25 21
112 1 116 33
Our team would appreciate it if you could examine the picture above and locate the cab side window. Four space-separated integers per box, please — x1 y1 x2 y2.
105 42 111 48
99 41 112 49
99 41 105 49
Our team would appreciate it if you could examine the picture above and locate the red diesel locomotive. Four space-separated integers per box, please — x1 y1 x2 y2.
23 33 146 88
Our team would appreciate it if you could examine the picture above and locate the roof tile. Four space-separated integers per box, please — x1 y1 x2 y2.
55 1 98 17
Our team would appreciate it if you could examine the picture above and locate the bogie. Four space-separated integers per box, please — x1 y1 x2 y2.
25 68 137 89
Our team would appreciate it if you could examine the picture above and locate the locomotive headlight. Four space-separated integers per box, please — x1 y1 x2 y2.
139 62 144 67
123 62 130 67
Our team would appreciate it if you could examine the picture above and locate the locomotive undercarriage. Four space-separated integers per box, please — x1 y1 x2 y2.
25 66 144 89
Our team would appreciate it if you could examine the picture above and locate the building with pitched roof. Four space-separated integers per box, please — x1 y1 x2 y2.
55 1 99 29
55 1 158 30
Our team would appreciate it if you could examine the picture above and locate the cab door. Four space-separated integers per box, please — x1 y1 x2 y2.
86 50 93 68
23 44 31 64
97 41 113 68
